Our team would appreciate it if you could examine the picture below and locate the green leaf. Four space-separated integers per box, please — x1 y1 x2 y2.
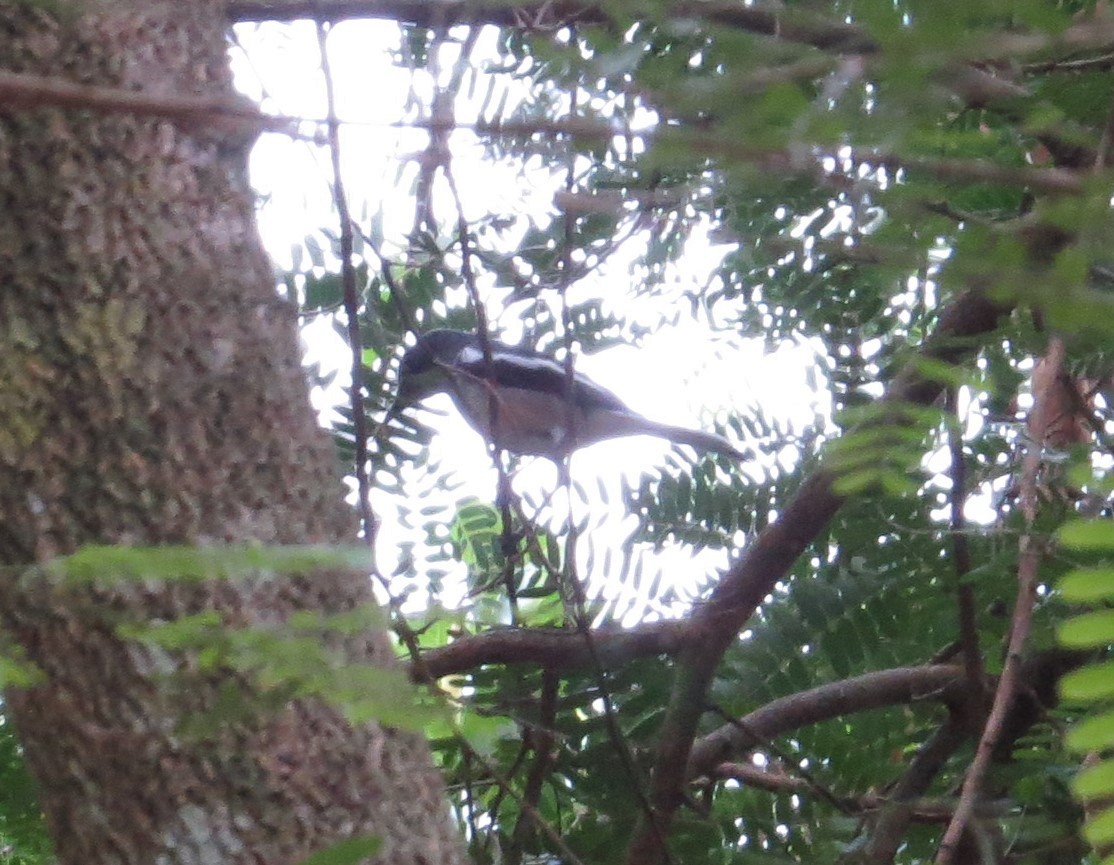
1074 759 1114 800
122 610 225 650
519 593 565 627
832 467 887 495
452 710 518 757
0 654 42 688
906 355 974 387
304 234 325 268
326 665 442 731
1062 660 1114 701
53 545 369 585
287 604 386 637
297 835 382 865
1058 611 1114 649
1067 708 1114 752
304 272 344 310
450 498 505 581
1059 568 1114 603
1085 805 1114 846
1059 520 1114 551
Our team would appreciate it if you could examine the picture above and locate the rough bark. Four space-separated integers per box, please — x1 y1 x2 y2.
0 3 462 864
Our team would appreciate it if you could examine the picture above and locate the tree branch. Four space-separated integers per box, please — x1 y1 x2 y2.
946 387 985 696
0 69 1088 197
228 0 878 53
863 718 970 863
934 337 1064 865
410 118 1088 196
0 69 287 135
710 761 1012 822
625 287 1016 865
227 0 1114 67
410 619 692 680
688 665 968 779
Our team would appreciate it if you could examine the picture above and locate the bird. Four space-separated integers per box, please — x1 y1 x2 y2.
393 329 747 461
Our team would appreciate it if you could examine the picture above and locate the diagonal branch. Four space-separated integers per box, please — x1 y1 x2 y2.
933 336 1064 865
862 718 971 863
687 665 969 779
624 287 1015 865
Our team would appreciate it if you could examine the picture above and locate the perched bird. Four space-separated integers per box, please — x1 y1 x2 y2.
394 329 746 461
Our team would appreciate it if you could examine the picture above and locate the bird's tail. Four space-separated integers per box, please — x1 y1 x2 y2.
637 419 750 461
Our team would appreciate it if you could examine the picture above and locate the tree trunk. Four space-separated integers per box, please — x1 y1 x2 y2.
0 3 462 863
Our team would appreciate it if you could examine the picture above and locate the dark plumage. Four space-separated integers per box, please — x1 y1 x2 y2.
395 329 746 461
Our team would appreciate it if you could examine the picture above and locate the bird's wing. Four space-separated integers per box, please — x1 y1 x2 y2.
451 343 629 412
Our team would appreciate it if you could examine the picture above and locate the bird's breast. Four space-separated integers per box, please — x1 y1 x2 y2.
446 376 583 458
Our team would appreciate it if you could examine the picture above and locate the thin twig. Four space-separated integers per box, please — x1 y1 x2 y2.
231 0 1114 68
316 20 378 548
315 16 433 685
0 68 301 135
688 665 969 778
457 737 589 865
506 669 560 864
712 754 1013 825
461 749 480 851
0 64 1087 199
706 703 853 816
404 117 1088 196
443 149 524 624
628 289 1018 865
423 26 523 625
863 718 971 863
946 387 985 695
372 253 419 334
934 336 1064 865
549 78 676 862
1024 51 1114 74
1095 79 1114 170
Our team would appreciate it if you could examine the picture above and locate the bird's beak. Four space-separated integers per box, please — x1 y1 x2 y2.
381 371 449 441
393 367 446 410
394 375 420 409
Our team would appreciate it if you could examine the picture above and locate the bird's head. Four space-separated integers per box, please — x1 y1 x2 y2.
395 329 479 405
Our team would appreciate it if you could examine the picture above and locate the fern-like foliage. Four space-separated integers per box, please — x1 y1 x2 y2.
1057 516 1114 861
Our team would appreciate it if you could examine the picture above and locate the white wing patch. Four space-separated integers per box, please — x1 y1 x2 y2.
510 355 566 376
457 345 483 364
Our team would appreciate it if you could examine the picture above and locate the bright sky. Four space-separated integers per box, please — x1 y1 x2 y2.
229 19 995 622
